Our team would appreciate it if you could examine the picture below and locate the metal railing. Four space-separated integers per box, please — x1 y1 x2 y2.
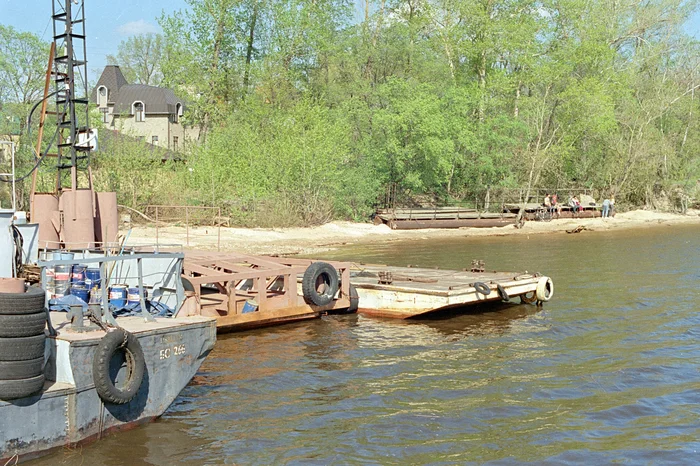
145 205 223 251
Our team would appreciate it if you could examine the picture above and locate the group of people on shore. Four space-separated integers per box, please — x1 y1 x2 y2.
543 193 562 218
542 193 615 218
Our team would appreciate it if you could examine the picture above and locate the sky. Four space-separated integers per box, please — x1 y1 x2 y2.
1 0 700 86
1 0 189 81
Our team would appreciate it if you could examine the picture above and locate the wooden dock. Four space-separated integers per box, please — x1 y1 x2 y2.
348 264 553 318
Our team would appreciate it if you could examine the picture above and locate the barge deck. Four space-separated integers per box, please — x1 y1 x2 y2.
348 264 553 318
181 253 353 332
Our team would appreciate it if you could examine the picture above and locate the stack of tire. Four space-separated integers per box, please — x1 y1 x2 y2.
0 287 47 400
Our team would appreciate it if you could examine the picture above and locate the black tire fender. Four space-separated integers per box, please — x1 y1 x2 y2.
0 312 47 338
0 357 45 380
347 284 359 313
0 287 46 315
92 328 145 405
496 283 509 301
473 282 491 296
0 334 46 361
0 374 45 400
520 291 538 304
302 262 339 306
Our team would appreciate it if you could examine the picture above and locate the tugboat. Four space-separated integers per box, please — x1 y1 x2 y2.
0 143 216 463
0 0 216 458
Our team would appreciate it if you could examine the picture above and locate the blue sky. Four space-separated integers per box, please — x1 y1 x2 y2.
2 0 699 85
1 0 189 79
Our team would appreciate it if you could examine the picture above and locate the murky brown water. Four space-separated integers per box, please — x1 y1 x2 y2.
32 225 700 464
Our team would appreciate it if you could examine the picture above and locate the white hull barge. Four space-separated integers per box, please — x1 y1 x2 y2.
348 265 553 318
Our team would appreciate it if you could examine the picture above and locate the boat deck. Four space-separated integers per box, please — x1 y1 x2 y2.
48 313 214 342
349 264 548 318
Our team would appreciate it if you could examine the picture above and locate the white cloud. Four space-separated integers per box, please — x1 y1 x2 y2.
117 20 159 36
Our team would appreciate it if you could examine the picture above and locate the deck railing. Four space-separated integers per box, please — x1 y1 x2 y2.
144 205 223 251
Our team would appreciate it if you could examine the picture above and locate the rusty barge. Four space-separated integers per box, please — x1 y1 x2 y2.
373 207 519 230
180 253 354 332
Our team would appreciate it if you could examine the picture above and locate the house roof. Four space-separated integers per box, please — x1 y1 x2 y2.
90 65 128 103
112 85 183 115
91 65 186 116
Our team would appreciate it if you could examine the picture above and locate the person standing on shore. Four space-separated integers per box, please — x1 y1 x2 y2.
602 198 611 218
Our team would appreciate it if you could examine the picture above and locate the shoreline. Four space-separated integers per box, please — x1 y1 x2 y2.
125 209 700 256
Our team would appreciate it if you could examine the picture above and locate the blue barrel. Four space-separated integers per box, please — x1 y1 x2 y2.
109 284 128 308
71 264 88 285
71 284 89 303
127 287 147 304
85 268 101 289
241 299 258 314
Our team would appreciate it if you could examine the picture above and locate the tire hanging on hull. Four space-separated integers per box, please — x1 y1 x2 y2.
92 328 145 405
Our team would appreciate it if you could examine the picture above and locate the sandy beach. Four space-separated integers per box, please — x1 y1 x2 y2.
122 209 700 256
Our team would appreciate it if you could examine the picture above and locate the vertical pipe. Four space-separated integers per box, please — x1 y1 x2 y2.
31 43 56 218
100 261 108 318
137 257 154 322
174 257 184 316
155 206 159 247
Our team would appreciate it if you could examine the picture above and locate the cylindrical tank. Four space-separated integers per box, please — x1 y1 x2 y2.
32 194 60 249
94 191 118 247
60 189 95 249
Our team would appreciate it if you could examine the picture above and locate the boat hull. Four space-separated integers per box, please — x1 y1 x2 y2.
0 314 216 463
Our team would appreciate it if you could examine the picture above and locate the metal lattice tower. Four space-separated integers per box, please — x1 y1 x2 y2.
52 0 91 192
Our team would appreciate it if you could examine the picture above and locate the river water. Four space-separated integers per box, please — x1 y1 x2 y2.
34 224 699 464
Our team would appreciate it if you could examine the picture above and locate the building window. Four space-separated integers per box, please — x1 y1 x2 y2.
173 136 179 151
152 135 159 145
100 108 109 123
174 103 182 123
97 86 107 107
133 101 145 122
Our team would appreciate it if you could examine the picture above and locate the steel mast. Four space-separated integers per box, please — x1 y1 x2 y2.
52 0 91 193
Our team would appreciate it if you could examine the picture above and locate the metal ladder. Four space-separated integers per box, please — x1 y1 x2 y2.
51 0 91 192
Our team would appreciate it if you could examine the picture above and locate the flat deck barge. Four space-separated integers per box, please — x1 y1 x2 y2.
348 264 553 318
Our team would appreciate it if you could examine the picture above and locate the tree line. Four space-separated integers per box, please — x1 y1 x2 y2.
1 0 699 225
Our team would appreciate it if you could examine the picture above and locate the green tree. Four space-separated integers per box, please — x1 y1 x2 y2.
106 33 164 85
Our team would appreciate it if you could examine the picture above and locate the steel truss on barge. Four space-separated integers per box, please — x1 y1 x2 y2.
181 253 353 331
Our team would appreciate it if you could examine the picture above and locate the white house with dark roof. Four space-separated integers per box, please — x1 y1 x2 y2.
91 65 198 151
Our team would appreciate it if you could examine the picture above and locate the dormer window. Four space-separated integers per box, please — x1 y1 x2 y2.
174 103 182 123
97 86 108 107
133 101 145 122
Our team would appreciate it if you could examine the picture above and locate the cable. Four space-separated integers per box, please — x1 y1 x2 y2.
0 127 59 183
